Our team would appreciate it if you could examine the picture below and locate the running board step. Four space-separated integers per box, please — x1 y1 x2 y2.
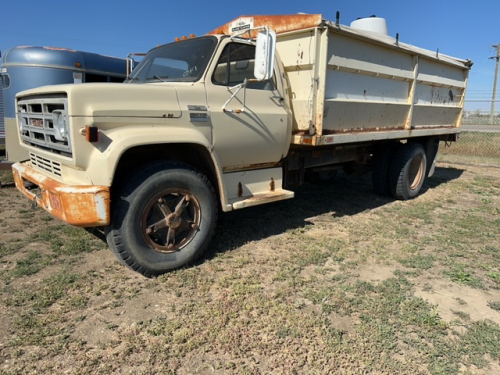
232 189 294 210
223 167 294 210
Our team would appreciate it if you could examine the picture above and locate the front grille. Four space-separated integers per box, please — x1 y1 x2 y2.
17 94 72 156
30 153 62 177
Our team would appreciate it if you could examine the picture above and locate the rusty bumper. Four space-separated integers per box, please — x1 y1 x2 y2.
12 162 110 226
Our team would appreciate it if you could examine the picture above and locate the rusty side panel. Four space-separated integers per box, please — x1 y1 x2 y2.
12 162 110 227
322 126 407 135
222 161 281 173
207 14 323 36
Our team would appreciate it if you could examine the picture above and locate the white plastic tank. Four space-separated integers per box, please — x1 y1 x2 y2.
350 16 388 36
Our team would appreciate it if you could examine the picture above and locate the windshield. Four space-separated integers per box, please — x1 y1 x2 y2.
127 36 217 83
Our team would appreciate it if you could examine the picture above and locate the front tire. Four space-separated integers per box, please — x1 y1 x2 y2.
105 161 217 277
389 143 427 200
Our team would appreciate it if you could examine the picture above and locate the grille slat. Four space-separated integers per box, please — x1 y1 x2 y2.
30 153 63 177
17 95 72 156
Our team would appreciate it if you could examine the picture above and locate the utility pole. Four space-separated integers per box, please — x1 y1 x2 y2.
490 44 500 125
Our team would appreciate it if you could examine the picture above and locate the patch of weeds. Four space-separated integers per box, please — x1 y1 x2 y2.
399 201 441 224
0 170 15 184
6 270 82 346
403 298 446 328
58 237 92 255
446 265 484 289
303 285 338 306
322 321 347 346
422 283 433 292
419 309 443 327
68 295 88 309
472 176 497 188
398 255 435 270
460 320 500 366
451 310 470 321
7 271 80 309
107 323 119 331
293 299 306 309
50 238 65 252
488 301 500 312
295 245 329 268
29 228 58 243
454 214 500 239
9 252 51 278
455 297 467 306
273 264 301 281
487 271 500 285
11 311 64 346
479 245 500 259
0 242 19 258
393 269 422 277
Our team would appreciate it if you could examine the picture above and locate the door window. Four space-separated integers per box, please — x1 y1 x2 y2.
212 43 275 90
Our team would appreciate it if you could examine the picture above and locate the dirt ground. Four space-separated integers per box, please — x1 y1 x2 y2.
0 162 499 374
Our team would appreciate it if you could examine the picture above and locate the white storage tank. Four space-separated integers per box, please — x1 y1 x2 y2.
350 16 389 36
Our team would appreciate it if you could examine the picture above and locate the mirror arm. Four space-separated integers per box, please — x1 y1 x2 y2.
222 78 259 113
230 26 269 43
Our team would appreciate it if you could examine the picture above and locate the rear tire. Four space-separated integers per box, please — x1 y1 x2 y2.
105 161 217 277
372 143 399 197
389 143 427 200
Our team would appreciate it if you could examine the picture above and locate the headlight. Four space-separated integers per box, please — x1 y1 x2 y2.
52 111 68 141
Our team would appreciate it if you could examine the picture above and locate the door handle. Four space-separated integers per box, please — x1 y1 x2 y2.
270 95 284 102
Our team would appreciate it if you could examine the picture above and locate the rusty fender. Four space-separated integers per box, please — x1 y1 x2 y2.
12 162 110 227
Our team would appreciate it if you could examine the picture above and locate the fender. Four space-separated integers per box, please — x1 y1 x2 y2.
83 124 233 212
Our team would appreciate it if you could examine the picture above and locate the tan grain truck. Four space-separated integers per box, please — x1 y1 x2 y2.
11 14 471 276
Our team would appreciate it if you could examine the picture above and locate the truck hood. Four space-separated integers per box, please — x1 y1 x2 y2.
17 83 182 118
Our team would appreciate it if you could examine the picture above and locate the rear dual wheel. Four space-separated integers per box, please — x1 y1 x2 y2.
389 143 427 200
372 143 400 197
372 142 427 200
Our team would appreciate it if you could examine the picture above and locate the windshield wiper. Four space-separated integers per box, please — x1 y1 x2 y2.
153 75 168 82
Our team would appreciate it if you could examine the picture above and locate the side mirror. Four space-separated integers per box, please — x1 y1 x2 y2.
254 30 276 81
126 53 146 78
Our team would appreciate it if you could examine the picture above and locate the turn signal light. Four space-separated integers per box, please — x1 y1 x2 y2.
85 126 99 143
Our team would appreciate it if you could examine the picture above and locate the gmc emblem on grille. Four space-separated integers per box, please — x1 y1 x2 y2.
32 119 43 127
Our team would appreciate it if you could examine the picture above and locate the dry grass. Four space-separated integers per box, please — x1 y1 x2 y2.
440 131 500 160
1 161 500 374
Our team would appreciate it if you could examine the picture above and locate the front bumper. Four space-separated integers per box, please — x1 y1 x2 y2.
12 162 110 226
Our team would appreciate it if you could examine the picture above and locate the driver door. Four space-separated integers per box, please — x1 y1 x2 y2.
205 41 290 170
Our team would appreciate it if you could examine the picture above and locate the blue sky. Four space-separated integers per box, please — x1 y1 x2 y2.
1 0 498 110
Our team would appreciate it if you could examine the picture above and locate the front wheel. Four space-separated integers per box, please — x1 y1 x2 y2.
389 143 427 200
105 161 217 277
